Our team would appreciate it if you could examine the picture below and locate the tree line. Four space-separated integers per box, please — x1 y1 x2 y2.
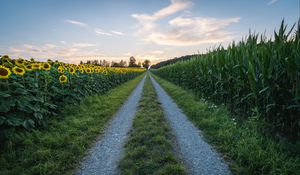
80 56 151 69
151 55 194 69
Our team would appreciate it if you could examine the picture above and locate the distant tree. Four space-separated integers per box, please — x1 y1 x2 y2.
151 55 194 69
92 59 99 65
111 60 127 67
142 59 151 69
119 60 127 67
129 56 138 67
111 61 120 67
79 59 111 66
102 60 110 67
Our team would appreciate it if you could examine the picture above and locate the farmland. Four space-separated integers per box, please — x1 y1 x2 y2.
1 21 300 175
0 56 144 140
0 1 299 173
152 21 300 174
153 21 300 141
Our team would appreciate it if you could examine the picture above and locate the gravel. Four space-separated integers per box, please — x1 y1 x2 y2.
150 76 232 175
76 76 146 175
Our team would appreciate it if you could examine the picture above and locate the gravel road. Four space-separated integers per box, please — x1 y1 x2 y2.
150 75 231 175
76 76 146 175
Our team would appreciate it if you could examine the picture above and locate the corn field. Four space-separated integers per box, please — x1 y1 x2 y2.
153 21 300 140
0 56 145 141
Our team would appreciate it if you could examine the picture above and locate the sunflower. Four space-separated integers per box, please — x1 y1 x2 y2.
15 59 25 67
59 75 68 83
57 66 65 74
90 68 95 73
25 64 33 71
69 67 76 75
1 55 11 64
79 65 85 69
47 59 53 64
32 63 41 70
85 68 92 73
75 65 81 70
12 66 26 76
42 63 51 71
79 69 85 74
53 60 59 65
95 68 100 73
0 65 11 79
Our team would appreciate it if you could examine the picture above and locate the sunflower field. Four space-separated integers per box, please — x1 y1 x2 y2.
0 56 145 140
153 21 300 140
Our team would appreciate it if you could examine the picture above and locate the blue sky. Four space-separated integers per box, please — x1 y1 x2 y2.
0 0 299 64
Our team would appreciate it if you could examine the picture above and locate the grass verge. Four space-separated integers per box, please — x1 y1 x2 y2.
152 74 300 175
119 75 186 175
0 74 145 175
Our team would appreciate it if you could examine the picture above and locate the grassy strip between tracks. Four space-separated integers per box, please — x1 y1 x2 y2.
119 75 186 175
152 74 300 175
0 74 145 175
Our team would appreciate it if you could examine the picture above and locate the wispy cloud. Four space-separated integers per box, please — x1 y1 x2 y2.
7 42 100 63
111 30 124 36
23 44 34 49
95 28 124 37
132 0 192 21
9 47 22 53
64 19 124 37
64 19 88 27
132 0 240 46
44 43 57 49
73 43 97 47
268 0 279 5
95 28 113 36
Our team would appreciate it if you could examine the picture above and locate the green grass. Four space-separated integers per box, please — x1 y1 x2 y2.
119 75 186 175
152 74 300 175
0 74 145 175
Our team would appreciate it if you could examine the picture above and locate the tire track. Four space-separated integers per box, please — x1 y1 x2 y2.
76 75 146 175
150 75 231 175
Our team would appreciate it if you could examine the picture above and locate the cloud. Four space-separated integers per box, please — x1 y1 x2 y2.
73 43 96 47
268 0 279 5
9 47 22 53
132 0 192 22
95 28 113 36
64 19 124 37
23 44 34 49
7 42 100 63
45 44 57 49
95 28 125 37
132 0 240 46
111 30 124 36
64 19 88 27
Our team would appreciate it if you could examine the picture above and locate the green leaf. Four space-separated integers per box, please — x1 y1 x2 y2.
0 116 5 125
11 81 24 88
6 116 24 126
259 87 270 95
14 88 28 95
286 105 300 110
22 119 35 130
0 91 11 98
0 102 11 113
34 112 43 120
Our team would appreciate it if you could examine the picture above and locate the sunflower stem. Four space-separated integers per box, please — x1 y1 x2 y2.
5 79 10 91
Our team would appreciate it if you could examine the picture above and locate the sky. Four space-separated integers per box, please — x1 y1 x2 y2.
0 0 299 64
